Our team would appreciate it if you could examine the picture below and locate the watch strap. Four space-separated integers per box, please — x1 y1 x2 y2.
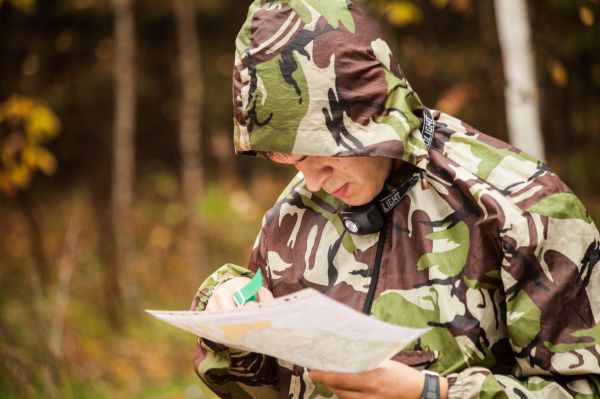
420 370 440 399
233 269 264 307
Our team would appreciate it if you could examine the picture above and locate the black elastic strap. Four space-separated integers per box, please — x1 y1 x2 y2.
362 221 388 314
376 174 419 215
375 105 433 216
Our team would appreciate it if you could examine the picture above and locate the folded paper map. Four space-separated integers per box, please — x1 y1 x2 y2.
146 288 429 372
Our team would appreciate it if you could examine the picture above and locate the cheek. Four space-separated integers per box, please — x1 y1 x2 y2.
362 168 388 196
350 176 383 204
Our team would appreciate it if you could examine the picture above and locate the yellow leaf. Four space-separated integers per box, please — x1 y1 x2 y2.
20 145 56 174
386 2 423 27
548 59 569 87
34 147 58 175
8 164 32 188
26 106 61 141
21 145 37 166
4 95 35 119
579 6 595 27
0 95 59 196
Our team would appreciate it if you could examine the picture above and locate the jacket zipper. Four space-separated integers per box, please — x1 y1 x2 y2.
362 221 388 314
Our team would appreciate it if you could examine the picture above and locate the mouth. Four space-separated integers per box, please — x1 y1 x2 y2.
329 183 349 199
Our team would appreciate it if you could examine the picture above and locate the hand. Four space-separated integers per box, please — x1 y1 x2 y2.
205 277 274 311
309 360 448 399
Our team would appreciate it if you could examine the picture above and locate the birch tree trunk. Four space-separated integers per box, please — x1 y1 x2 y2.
173 0 205 272
111 0 136 311
494 0 546 161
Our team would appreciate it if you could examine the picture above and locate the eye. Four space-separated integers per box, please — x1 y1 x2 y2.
292 155 308 164
264 152 308 165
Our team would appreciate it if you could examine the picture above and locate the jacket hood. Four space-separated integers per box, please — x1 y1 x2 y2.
233 0 429 167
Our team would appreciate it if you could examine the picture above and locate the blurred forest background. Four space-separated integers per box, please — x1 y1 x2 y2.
0 0 598 397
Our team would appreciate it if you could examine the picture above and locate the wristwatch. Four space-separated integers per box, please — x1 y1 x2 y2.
420 370 440 399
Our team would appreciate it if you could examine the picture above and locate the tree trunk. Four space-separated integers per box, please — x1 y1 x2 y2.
494 0 546 161
110 0 136 312
173 0 205 273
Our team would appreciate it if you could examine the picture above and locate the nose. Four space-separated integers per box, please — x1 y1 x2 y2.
296 159 331 192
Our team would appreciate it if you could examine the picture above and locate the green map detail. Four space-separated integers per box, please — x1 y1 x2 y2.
507 290 541 349
251 52 308 153
528 192 593 223
311 328 388 372
417 221 469 277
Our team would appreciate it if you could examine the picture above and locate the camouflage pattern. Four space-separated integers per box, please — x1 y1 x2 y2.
192 1 600 398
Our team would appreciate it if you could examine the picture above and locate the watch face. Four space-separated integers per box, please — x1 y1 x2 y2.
344 219 359 234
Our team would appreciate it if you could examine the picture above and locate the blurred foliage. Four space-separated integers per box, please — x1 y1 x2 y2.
0 95 60 197
0 0 598 397
371 0 423 27
0 0 36 13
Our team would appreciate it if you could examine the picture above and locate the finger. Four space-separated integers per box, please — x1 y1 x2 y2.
222 277 251 292
256 287 274 302
204 300 217 311
221 293 238 309
205 294 225 311
207 288 236 311
206 277 252 310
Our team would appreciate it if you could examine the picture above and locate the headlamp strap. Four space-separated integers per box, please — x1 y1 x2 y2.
377 174 419 214
378 107 433 215
422 107 435 150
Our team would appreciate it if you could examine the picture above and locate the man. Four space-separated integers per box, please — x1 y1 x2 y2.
190 1 600 398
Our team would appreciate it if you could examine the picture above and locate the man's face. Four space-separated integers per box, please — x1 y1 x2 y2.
267 153 394 206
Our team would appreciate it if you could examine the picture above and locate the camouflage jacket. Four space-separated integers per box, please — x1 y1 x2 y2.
191 1 600 398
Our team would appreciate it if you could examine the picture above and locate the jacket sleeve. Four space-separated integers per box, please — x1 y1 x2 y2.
190 231 279 399
447 196 600 398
